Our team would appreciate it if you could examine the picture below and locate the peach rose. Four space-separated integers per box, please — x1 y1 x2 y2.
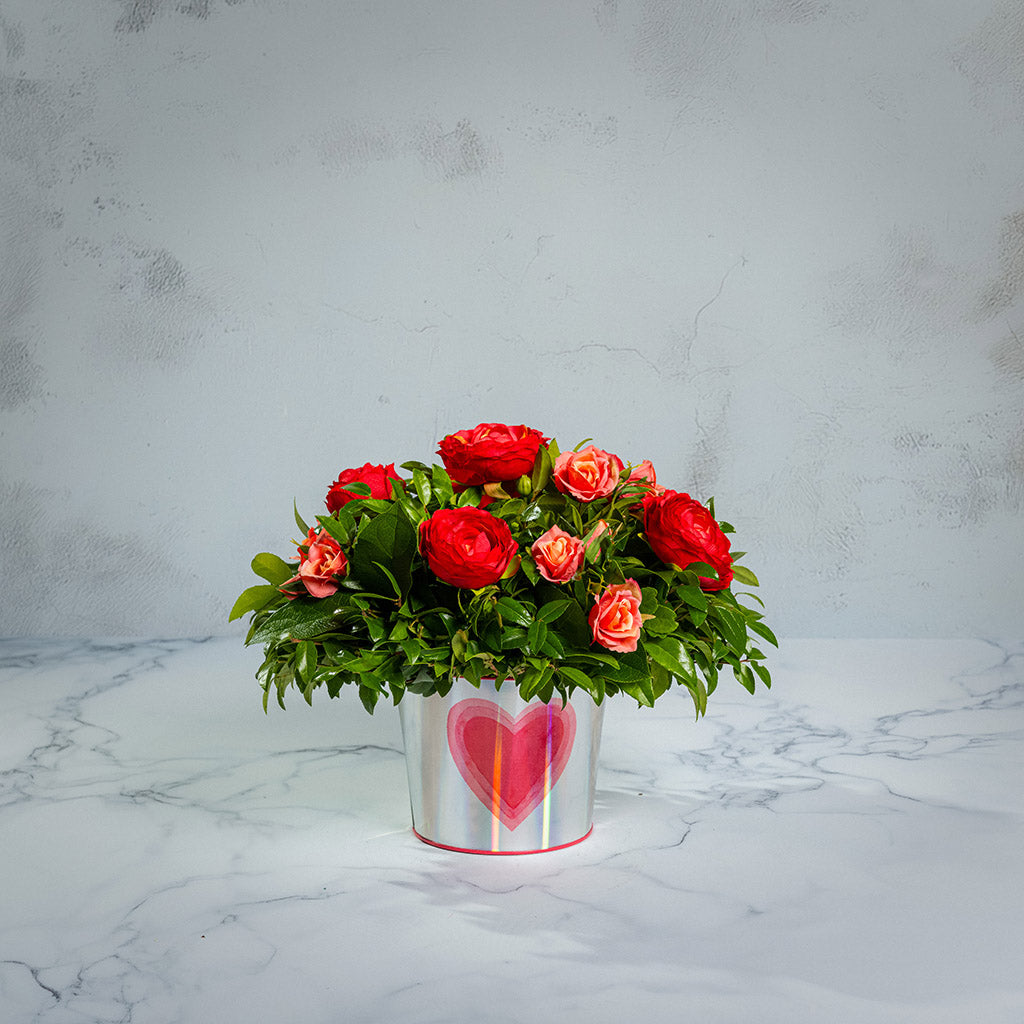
531 525 585 583
552 445 624 502
284 528 348 599
588 579 644 653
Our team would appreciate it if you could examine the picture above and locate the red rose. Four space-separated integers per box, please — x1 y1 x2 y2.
589 579 644 653
283 527 348 598
552 445 624 502
419 507 518 588
437 423 547 487
326 463 403 511
531 525 585 584
642 489 732 591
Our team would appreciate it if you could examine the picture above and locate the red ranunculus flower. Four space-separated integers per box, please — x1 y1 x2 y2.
284 527 348 598
325 463 403 511
552 445 624 502
418 507 518 588
642 489 733 591
437 423 547 487
589 579 644 653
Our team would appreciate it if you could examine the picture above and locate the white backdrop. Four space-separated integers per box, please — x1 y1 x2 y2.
1 0 1021 638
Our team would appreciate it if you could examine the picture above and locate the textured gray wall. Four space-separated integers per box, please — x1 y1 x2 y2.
1 1 1021 638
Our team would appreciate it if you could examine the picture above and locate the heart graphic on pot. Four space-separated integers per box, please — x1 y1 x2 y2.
446 698 577 830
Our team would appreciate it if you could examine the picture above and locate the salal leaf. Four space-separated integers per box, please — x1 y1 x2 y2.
349 501 417 598
295 641 317 686
557 665 599 700
494 597 532 626
412 468 432 507
730 563 760 587
250 593 350 644
643 636 696 683
251 552 294 586
536 599 570 623
711 603 748 654
431 464 454 506
748 618 779 648
229 584 281 622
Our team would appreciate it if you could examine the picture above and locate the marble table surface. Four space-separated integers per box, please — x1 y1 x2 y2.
1 637 1022 1024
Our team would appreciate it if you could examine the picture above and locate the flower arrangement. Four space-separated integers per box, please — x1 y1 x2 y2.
232 423 776 715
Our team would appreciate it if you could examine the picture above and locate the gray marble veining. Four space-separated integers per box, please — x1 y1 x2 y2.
1 638 1022 1022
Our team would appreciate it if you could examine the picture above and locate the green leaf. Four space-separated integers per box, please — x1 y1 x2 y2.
597 648 649 685
372 561 404 600
229 584 281 622
730 563 759 587
676 582 708 612
451 629 468 660
557 665 598 698
431 464 454 506
399 637 423 664
250 552 294 586
748 618 779 648
295 641 317 686
686 562 720 580
619 679 656 708
250 593 351 644
683 676 709 717
531 445 553 493
527 618 548 652
358 684 381 713
734 662 756 695
494 597 532 626
643 602 678 635
349 501 417 598
711 603 748 654
316 515 351 548
644 636 696 683
363 612 386 642
536 599 570 624
412 468 432 508
500 627 528 650
552 597 591 648
540 631 565 659
294 500 310 536
519 662 555 701
650 662 672 700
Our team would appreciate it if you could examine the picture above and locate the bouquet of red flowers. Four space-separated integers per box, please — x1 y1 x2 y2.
232 422 775 714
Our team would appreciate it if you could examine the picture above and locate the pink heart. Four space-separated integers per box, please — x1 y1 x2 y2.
446 698 577 830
